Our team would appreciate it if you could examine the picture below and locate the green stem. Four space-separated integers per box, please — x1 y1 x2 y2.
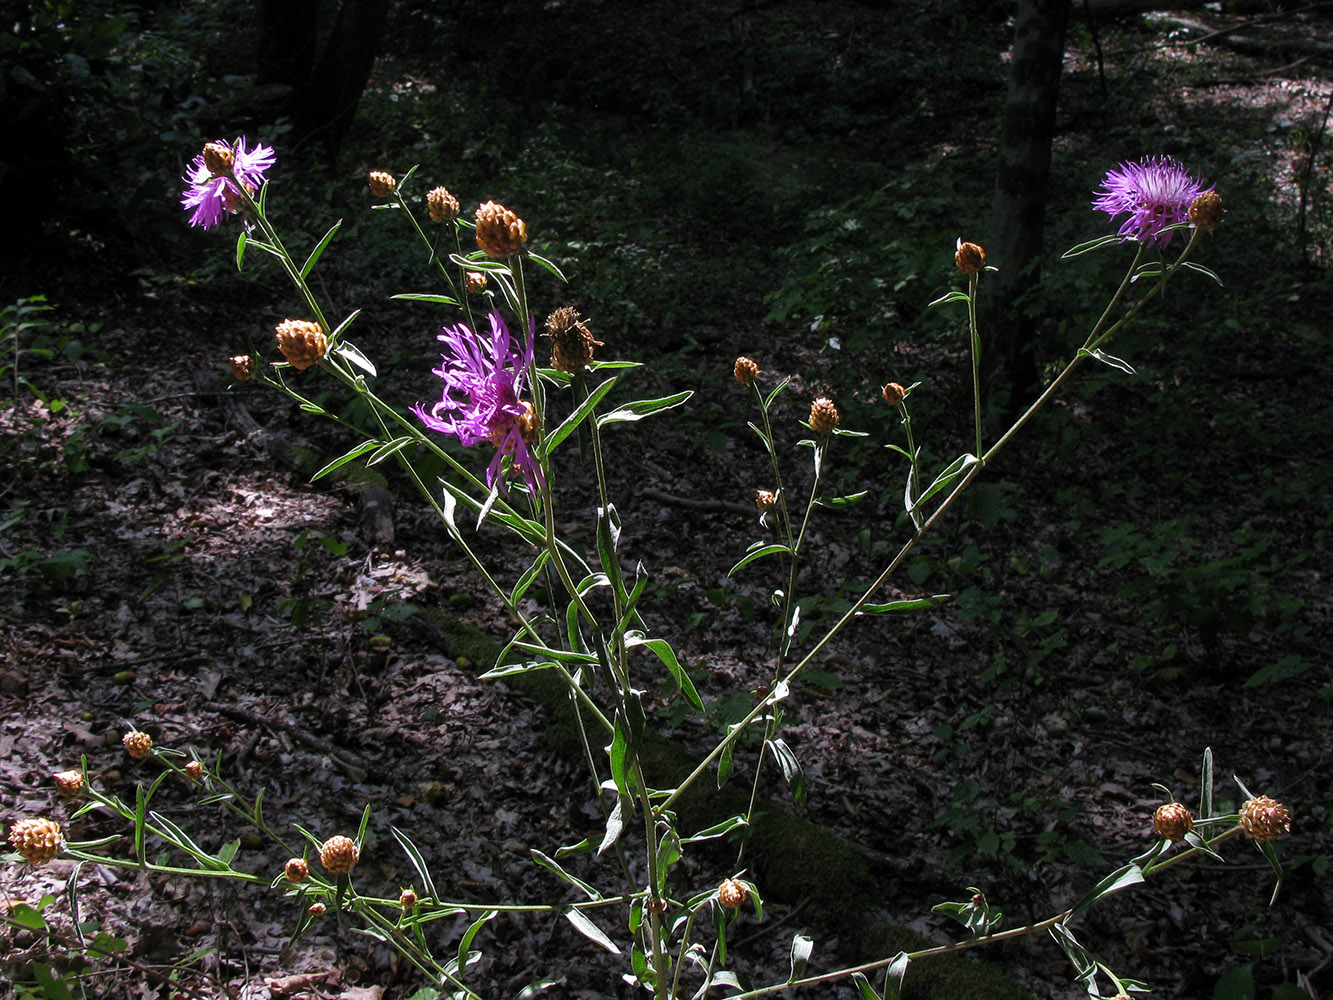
967 272 982 459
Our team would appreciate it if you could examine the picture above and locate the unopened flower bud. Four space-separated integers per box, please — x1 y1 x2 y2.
882 382 906 406
368 170 396 197
544 306 602 373
53 770 84 797
808 397 839 433
275 319 328 371
319 835 360 874
202 141 234 177
955 241 986 275
184 760 205 781
230 354 255 382
307 901 326 917
1238 795 1290 843
122 730 153 759
475 201 527 258
399 888 418 910
428 186 461 223
718 878 748 910
465 271 488 294
8 817 63 865
733 356 759 384
1188 190 1223 232
755 489 776 510
1152 802 1194 842
284 857 309 883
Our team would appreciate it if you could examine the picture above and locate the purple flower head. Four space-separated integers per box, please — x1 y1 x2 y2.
180 137 275 230
415 312 544 494
1092 156 1208 248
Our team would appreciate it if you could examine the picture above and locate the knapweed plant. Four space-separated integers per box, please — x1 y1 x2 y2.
3 141 1293 1000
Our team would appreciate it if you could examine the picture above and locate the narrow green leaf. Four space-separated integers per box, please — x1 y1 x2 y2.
300 220 342 279
311 440 381 482
598 796 627 855
458 910 497 972
851 972 882 1000
913 453 979 511
327 308 362 346
336 340 377 377
654 828 681 894
563 907 619 953
235 229 247 271
1061 234 1123 258
1077 347 1136 375
596 390 693 427
1200 747 1214 819
763 375 792 409
1065 863 1143 921
511 982 558 1000
858 594 952 616
555 838 594 859
544 376 618 455
927 289 971 308
767 738 807 808
480 660 557 679
531 849 602 900
683 814 748 844
717 736 736 789
883 952 911 1000
788 933 813 983
510 552 550 606
390 292 462 306
391 826 439 902
728 542 792 576
527 251 568 282
1181 260 1223 286
366 435 415 467
625 633 703 710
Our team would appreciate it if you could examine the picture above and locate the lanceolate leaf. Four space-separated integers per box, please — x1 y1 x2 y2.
531 849 602 900
300 220 341 278
391 826 440 902
729 542 792 576
596 390 693 427
857 594 952 616
311 440 381 482
544 375 619 455
563 907 619 954
1065 863 1143 921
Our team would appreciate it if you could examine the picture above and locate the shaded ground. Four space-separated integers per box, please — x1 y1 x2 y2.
3 3 1332 999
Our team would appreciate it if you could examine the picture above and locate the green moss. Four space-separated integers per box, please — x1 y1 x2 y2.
859 924 1035 1000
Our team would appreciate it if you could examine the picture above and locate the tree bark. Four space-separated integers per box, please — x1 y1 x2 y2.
982 0 1071 418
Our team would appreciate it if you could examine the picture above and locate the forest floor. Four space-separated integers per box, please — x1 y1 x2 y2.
2 3 1332 1000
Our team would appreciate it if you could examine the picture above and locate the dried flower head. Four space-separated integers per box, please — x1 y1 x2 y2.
184 760 205 781
733 356 759 384
122 730 153 759
284 857 310 883
415 312 544 494
465 271 488 294
307 901 326 917
544 306 602 373
181 136 275 230
882 382 906 406
275 319 328 371
1188 190 1224 233
718 878 749 910
955 241 986 274
428 186 461 223
53 770 84 798
8 817 63 865
1152 802 1194 842
399 888 419 910
475 201 528 258
1093 156 1207 248
368 170 396 197
319 835 360 874
755 489 776 510
230 354 255 382
1238 795 1290 843
809 397 840 433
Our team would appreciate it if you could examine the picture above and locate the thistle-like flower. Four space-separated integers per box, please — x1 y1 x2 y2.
718 878 749 910
1092 156 1208 248
8 817 63 865
475 201 528 258
184 760 205 781
955 241 986 274
180 137 275 230
465 271 488 294
284 857 310 883
809 397 839 433
123 730 153 759
275 319 328 371
399 888 419 910
415 312 544 494
733 356 759 384
53 769 84 797
1152 802 1194 842
544 306 601 373
882 382 906 406
428 186 461 224
755 489 776 510
230 355 255 382
368 170 396 197
1188 190 1224 232
319 835 360 874
1238 795 1291 843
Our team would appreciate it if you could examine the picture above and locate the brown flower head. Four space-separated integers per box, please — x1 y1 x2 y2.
184 760 205 781
230 354 255 382
755 489 776 510
882 382 906 406
1152 802 1194 842
319 835 360 874
284 857 310 883
368 170 396 197
733 356 759 384
53 770 84 798
399 888 419 910
275 319 328 371
465 271 488 294
307 901 326 917
1239 795 1290 843
8 817 63 865
428 186 461 223
122 730 153 760
475 201 528 258
955 241 986 275
1188 190 1224 233
809 397 840 433
202 141 235 177
544 306 602 373
718 878 749 910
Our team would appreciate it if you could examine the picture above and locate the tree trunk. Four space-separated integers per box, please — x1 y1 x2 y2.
982 0 1071 418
